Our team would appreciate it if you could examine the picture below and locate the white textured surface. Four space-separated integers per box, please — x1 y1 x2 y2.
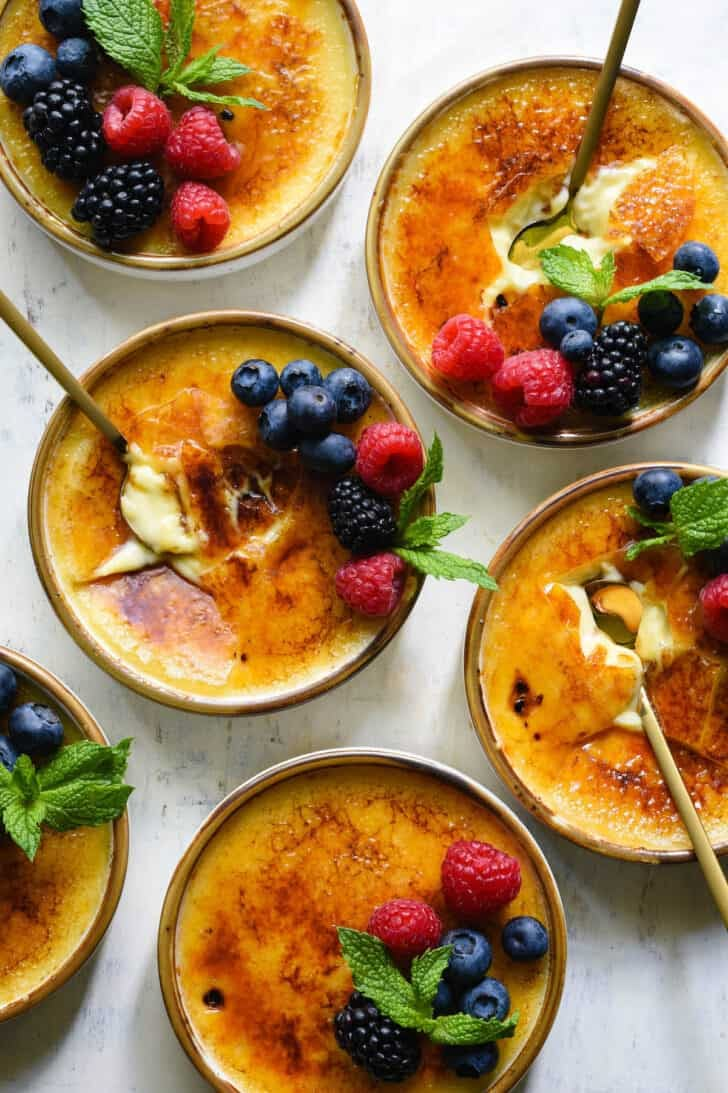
2 1 728 1089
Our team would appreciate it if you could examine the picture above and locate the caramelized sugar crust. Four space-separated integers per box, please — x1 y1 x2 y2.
175 766 554 1092
482 484 728 852
0 0 358 255
42 326 400 701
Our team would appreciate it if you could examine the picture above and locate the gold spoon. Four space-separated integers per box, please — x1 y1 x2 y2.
588 580 728 929
508 0 642 267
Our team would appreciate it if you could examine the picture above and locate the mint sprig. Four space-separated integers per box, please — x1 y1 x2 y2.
0 739 133 861
625 478 728 561
83 0 265 109
337 928 518 1046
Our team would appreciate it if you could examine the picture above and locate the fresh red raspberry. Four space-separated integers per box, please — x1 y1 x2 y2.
368 899 443 962
441 840 522 919
335 552 407 617
165 106 241 179
102 86 171 158
700 575 728 642
431 315 505 382
492 349 573 429
355 423 424 498
171 182 231 253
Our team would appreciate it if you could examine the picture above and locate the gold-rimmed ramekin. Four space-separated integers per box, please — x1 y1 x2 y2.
28 310 434 716
0 645 129 1022
366 57 728 447
158 747 567 1093
0 0 370 279
464 462 728 864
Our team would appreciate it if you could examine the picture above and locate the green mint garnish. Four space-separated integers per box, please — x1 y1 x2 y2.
625 478 728 561
337 928 518 1046
82 0 265 109
0 738 134 861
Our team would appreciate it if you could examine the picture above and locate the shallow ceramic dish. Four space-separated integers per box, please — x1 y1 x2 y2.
465 462 728 863
158 748 566 1092
367 58 728 446
0 645 128 1021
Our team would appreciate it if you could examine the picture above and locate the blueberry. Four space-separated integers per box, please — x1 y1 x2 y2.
0 735 18 772
0 662 17 712
8 703 63 756
461 977 510 1021
539 296 598 348
637 290 684 337
231 359 279 407
502 915 549 961
690 294 728 345
702 538 728 577
441 929 492 988
300 433 356 474
287 385 337 437
279 358 322 396
647 335 704 390
323 367 373 424
443 1042 499 1079
433 978 455 1017
56 37 97 83
560 329 593 363
39 0 86 38
632 468 684 518
257 399 299 451
0 45 56 104
673 241 720 284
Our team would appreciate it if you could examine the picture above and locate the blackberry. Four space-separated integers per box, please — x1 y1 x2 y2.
574 320 647 416
334 992 421 1083
328 476 396 554
23 78 103 180
72 161 164 249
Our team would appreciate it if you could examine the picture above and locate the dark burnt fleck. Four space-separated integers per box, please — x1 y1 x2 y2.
203 987 225 1009
515 678 529 695
495 293 508 309
514 698 526 714
220 108 234 121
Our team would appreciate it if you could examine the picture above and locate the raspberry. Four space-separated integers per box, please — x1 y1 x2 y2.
431 315 505 382
700 575 728 643
441 841 522 920
492 349 573 429
102 85 171 158
335 552 406 617
355 423 424 498
171 182 231 253
368 899 442 962
165 106 241 179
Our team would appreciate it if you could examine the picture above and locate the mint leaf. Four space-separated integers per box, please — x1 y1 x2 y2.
399 513 469 549
38 738 131 790
42 781 133 831
83 0 163 92
604 270 714 308
428 1011 519 1046
670 478 728 556
167 47 252 88
397 435 443 533
625 533 675 561
13 754 40 800
396 547 497 590
539 245 615 308
626 505 674 534
594 250 617 303
410 946 452 1006
337 928 426 1027
203 56 253 84
168 82 265 109
164 0 195 77
1 796 46 861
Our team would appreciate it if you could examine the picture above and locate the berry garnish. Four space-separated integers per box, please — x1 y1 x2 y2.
324 367 372 423
441 840 522 919
0 45 56 104
288 385 337 437
334 991 422 1083
626 475 728 562
329 477 397 555
300 433 356 475
574 321 646 417
700 574 728 643
103 85 172 158
165 106 241 179
8 703 63 756
171 181 231 253
539 296 597 347
24 79 104 180
0 736 18 772
230 359 279 407
335 552 406 617
690 294 728 345
638 290 684 337
39 0 85 39
0 662 18 712
72 161 164 248
440 928 492 987
431 315 505 382
492 349 573 428
367 899 442 962
56 38 98 84
461 977 510 1021
673 241 720 284
560 329 593 363
257 399 299 451
501 916 549 961
632 468 684 519
280 359 322 396
647 336 704 390
355 422 424 497
443 1043 499 1079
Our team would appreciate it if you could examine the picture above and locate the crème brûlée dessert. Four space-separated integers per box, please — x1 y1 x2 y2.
476 475 728 857
32 321 422 711
164 762 564 1091
374 64 728 431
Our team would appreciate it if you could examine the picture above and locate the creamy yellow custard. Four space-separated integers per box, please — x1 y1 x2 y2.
173 764 559 1092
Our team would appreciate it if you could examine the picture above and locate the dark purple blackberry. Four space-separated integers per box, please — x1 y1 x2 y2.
574 320 647 416
72 161 164 249
328 476 396 554
23 78 103 180
334 992 421 1083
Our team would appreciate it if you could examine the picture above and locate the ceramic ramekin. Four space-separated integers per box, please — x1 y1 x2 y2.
0 0 370 279
0 645 129 1021
158 747 567 1092
366 57 728 447
28 310 434 716
464 461 728 863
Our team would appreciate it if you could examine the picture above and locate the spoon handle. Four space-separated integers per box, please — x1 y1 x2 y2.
569 0 642 197
0 288 127 454
641 688 728 929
